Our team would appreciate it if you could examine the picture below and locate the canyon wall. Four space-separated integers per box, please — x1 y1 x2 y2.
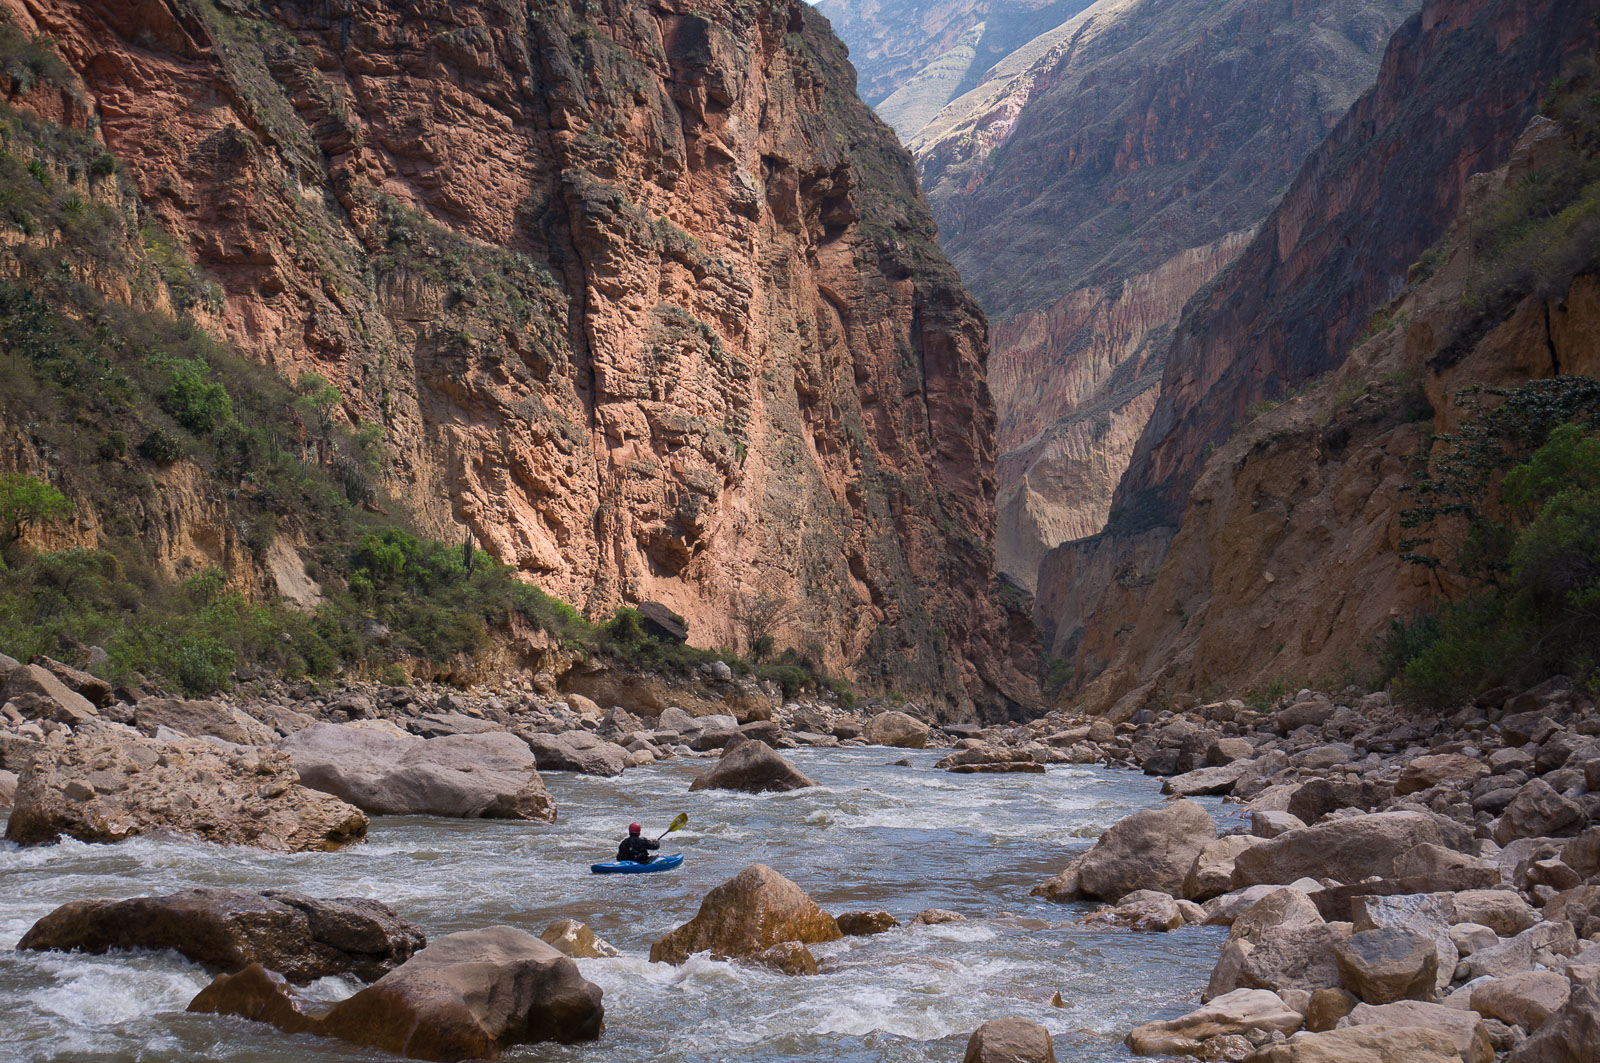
1045 0 1600 710
886 0 1414 587
2 0 1036 718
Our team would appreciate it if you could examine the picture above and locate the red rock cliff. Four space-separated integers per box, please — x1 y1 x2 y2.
5 0 1036 718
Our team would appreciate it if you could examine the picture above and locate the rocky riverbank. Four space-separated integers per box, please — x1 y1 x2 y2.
1005 677 1600 1062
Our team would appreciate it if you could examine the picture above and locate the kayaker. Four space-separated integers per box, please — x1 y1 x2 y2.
616 822 659 864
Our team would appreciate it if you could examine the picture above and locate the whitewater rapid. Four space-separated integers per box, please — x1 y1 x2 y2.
0 746 1233 1061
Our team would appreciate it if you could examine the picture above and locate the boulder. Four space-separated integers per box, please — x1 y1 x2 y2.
688 740 815 793
280 723 555 820
1287 778 1393 824
539 920 620 959
1395 754 1490 796
32 655 113 707
1464 921 1579 979
188 926 603 1060
1252 811 1307 838
1207 888 1345 1000
1033 798 1216 902
1161 763 1248 797
836 910 899 936
1494 779 1585 844
1507 980 1600 1063
133 697 274 746
1185 836 1265 901
1208 737 1256 765
18 888 423 982
1393 843 1488 879
5 731 366 852
963 1017 1056 1063
1350 893 1458 993
1087 890 1183 932
1544 885 1600 938
649 865 841 966
0 767 16 811
520 730 627 777
1304 987 1356 1032
1470 971 1571 1033
1246 1026 1461 1063
637 602 687 642
1276 700 1336 733
1342 1001 1492 1063
1231 813 1472 888
866 711 930 749
3 664 97 725
754 940 819 975
911 908 966 925
1334 929 1439 1004
1127 988 1302 1056
1452 889 1538 937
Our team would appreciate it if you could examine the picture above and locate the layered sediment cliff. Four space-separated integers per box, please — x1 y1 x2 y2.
1046 0 1600 712
2 0 1035 717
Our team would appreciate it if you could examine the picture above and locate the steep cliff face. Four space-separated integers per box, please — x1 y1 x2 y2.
4 0 1035 718
877 0 1412 586
1044 0 1600 711
814 0 1091 114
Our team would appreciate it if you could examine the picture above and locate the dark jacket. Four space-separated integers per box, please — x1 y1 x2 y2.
617 834 659 863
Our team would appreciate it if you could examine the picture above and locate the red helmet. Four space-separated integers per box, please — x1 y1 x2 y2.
628 822 642 834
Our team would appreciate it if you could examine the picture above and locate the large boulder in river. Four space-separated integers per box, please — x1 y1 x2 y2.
18 887 423 982
188 926 603 1060
280 722 555 820
866 710 930 749
520 730 627 777
649 864 841 966
1231 812 1472 888
689 739 815 793
963 1017 1056 1063
133 697 275 746
4 731 366 852
1032 799 1216 903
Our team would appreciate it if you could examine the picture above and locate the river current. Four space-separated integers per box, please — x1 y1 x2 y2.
0 746 1232 1062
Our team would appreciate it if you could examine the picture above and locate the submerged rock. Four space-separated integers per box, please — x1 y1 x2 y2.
279 722 556 820
688 739 815 793
836 910 900 936
4 731 366 852
649 864 841 967
188 926 603 1060
539 919 621 959
18 888 423 983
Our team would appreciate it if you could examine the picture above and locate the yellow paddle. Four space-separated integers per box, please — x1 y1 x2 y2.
655 812 688 841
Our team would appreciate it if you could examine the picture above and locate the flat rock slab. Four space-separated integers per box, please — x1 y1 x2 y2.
19 888 423 983
281 723 555 820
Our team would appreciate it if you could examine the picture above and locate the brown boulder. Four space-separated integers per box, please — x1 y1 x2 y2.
520 730 628 777
1494 778 1584 844
963 1017 1056 1063
32 655 113 707
18 888 423 982
1127 988 1302 1057
4 731 366 852
1033 798 1216 902
1246 1026 1461 1062
539 919 620 959
837 910 900 935
1342 1001 1492 1063
866 711 930 749
3 664 97 725
688 740 815 793
1207 888 1345 1000
188 926 603 1060
1334 929 1438 1005
1507 980 1600 1063
1470 970 1571 1033
1395 754 1490 796
133 697 274 746
1231 812 1471 888
754 940 819 975
1185 835 1265 901
649 865 841 966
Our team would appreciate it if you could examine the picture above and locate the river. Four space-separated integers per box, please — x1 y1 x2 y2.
0 746 1233 1062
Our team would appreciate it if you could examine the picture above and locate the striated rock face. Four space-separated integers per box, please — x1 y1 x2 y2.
864 0 1415 588
5 0 1034 719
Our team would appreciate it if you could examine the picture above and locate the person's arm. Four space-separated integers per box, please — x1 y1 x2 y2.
646 838 660 851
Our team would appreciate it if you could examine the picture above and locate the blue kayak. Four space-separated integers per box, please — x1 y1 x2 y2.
591 853 684 875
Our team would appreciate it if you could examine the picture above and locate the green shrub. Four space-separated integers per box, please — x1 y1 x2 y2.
0 472 72 556
153 356 233 435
